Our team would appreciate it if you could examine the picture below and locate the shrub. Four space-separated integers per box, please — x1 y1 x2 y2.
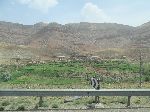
144 76 150 82
143 65 150 76
73 100 80 105
17 105 25 111
0 107 4 111
134 98 141 104
1 101 10 106
51 104 58 108
39 102 48 107
118 98 127 104
86 99 95 104
1 72 11 82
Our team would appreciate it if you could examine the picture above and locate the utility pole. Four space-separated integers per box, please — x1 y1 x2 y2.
131 38 145 88
136 40 143 88
130 31 150 87
139 47 143 88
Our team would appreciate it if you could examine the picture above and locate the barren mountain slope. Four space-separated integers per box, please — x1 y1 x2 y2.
0 21 149 61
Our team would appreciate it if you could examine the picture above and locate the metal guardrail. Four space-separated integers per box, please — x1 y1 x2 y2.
0 89 150 96
0 89 150 107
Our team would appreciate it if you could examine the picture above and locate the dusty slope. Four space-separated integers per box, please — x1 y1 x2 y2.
0 21 149 61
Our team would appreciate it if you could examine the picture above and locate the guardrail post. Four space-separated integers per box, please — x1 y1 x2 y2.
39 96 43 107
127 96 131 107
95 96 97 103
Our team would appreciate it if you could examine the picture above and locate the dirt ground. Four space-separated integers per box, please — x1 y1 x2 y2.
15 107 150 112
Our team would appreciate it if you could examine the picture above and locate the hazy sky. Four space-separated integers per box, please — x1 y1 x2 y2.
0 0 150 26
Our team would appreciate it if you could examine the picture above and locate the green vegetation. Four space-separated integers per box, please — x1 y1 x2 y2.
0 61 88 87
0 60 150 88
90 60 139 73
16 105 25 111
0 59 150 110
51 104 59 108
1 101 10 106
0 107 4 111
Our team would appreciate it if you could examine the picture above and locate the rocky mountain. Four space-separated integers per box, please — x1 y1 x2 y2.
0 21 48 45
0 21 149 62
